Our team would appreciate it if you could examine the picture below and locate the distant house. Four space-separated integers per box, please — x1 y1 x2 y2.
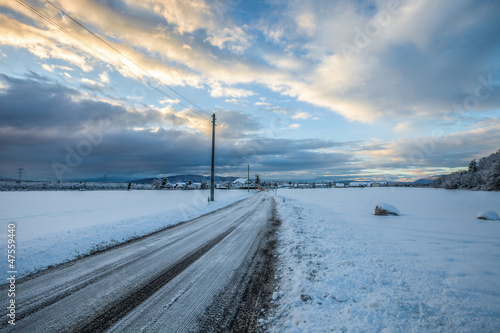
334 183 345 188
174 182 186 189
186 183 200 190
232 178 253 189
349 182 372 187
371 181 388 187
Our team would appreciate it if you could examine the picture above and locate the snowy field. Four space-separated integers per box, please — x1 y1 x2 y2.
0 190 251 280
269 188 500 332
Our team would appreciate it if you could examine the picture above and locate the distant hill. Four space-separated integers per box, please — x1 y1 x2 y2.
0 175 241 184
413 177 438 185
76 176 130 183
130 175 239 184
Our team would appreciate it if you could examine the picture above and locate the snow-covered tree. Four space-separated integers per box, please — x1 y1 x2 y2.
468 159 478 173
434 149 500 191
486 159 500 191
151 178 162 190
161 178 168 189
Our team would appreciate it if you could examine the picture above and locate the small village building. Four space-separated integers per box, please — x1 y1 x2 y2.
232 178 255 189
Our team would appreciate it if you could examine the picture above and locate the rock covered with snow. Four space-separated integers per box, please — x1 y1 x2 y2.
476 211 500 221
374 203 400 216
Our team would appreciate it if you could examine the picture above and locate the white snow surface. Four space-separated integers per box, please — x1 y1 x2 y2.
0 190 251 280
375 203 400 216
269 188 500 332
477 210 500 221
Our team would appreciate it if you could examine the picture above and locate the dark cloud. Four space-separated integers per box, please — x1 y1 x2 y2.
0 74 356 180
254 150 356 171
356 1 500 119
357 123 500 172
217 110 263 138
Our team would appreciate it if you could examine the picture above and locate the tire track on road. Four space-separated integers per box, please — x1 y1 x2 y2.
76 225 237 333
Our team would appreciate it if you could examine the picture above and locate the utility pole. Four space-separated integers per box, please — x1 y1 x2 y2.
17 168 24 183
210 113 216 201
247 164 249 192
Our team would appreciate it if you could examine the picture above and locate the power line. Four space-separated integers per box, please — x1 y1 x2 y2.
15 0 161 95
45 0 209 117
15 0 211 119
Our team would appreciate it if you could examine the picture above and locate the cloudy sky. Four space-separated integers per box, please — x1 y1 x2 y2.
1 0 499 182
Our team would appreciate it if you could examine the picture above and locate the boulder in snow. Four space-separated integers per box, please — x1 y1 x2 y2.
476 211 500 221
374 203 400 216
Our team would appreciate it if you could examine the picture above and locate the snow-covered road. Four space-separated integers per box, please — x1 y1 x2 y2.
0 192 274 332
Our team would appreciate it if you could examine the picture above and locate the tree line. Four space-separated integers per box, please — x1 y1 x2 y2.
433 149 500 191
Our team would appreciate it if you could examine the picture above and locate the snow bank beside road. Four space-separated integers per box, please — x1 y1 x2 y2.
269 188 500 332
0 190 252 280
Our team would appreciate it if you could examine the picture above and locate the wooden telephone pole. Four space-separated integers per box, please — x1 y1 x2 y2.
210 113 216 201
17 168 24 183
